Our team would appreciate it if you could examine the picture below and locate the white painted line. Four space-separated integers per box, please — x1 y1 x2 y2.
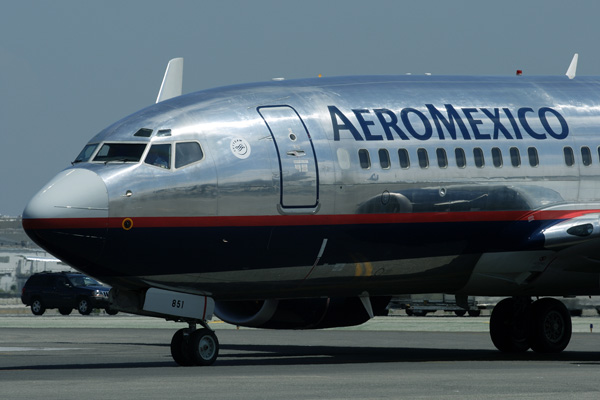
0 347 81 352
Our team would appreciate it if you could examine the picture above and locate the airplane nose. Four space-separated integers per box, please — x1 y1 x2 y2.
23 168 108 220
22 169 109 266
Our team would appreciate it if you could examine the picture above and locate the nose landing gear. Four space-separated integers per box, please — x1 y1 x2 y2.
170 321 219 366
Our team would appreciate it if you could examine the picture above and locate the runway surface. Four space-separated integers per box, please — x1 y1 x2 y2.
1 314 600 399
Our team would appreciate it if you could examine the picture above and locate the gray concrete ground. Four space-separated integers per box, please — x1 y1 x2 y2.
1 313 600 400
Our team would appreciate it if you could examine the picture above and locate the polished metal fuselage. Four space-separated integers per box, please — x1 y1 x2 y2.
23 75 600 299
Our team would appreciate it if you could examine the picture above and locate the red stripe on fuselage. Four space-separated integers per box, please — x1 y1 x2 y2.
22 218 108 230
21 209 600 230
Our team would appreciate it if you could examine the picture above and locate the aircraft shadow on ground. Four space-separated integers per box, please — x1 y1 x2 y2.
215 344 600 367
1 344 600 370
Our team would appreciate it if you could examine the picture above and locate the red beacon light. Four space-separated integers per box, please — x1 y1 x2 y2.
516 70 523 76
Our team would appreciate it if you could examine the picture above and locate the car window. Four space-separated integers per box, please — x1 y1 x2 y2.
56 277 68 287
69 275 101 287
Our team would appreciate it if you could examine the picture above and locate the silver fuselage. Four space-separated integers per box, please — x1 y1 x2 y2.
23 75 600 300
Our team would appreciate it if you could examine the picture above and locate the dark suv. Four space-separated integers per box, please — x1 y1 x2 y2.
21 272 117 316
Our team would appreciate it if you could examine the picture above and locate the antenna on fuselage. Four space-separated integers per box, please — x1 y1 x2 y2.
566 53 578 80
156 58 184 103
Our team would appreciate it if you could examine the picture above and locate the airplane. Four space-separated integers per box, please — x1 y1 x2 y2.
22 54 600 366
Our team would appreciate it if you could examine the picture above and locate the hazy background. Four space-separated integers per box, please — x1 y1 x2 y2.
1 0 599 216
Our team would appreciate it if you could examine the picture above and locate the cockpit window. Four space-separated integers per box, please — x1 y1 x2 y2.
93 143 147 162
73 143 99 163
145 144 171 169
175 142 204 168
134 128 153 137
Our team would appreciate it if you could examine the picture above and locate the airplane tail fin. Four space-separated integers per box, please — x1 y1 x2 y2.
156 58 184 103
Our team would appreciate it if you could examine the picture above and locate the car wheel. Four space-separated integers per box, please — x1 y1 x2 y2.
31 298 45 316
468 309 481 317
58 307 72 315
78 298 92 315
105 307 118 315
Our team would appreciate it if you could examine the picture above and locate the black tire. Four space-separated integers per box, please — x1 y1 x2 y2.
490 298 530 353
528 298 572 353
569 309 582 317
77 298 92 315
190 329 219 366
105 307 118 315
405 309 414 316
30 298 45 316
468 309 481 317
454 310 467 317
170 329 194 366
412 310 429 317
58 307 72 316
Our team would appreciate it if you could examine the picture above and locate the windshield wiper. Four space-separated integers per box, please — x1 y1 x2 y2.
104 158 137 165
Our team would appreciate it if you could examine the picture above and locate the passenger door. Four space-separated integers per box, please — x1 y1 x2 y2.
258 106 319 209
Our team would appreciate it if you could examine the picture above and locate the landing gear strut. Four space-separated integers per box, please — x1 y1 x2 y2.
170 321 219 366
490 297 572 353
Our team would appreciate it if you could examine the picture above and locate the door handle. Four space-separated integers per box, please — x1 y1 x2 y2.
286 150 306 157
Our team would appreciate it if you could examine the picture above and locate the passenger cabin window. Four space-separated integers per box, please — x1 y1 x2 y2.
417 148 429 169
74 143 99 163
175 142 204 168
563 147 575 167
145 144 171 169
436 148 447 168
378 149 391 169
455 148 466 168
398 149 410 169
93 143 147 162
528 147 539 167
491 147 503 168
509 147 521 167
358 149 371 169
581 146 592 166
473 148 485 168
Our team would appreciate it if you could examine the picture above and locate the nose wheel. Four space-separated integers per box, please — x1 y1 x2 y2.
190 329 219 365
170 323 219 366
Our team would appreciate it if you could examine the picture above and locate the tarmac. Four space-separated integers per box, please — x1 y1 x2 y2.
2 311 600 399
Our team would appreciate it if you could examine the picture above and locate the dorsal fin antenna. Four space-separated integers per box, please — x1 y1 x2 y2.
566 53 578 80
156 58 184 103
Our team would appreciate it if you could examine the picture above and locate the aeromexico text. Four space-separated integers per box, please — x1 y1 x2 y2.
328 105 569 141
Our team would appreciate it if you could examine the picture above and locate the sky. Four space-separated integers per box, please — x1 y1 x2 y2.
1 0 600 216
